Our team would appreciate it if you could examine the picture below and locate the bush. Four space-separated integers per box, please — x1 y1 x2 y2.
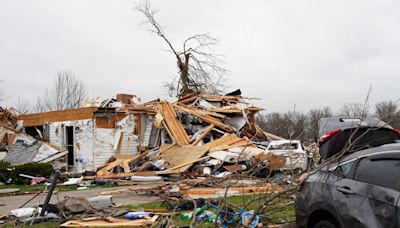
11 163 54 184
0 160 11 183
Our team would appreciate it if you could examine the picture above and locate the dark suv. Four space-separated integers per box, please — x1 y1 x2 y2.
296 117 400 228
318 117 400 160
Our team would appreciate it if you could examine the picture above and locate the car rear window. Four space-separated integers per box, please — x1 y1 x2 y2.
354 158 400 191
320 127 400 159
269 143 298 150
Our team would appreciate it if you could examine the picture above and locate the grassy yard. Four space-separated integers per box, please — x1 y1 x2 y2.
1 193 295 227
2 222 60 228
0 182 115 197
123 194 295 227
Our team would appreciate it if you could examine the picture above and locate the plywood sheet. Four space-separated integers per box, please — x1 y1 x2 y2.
204 134 251 152
160 144 209 172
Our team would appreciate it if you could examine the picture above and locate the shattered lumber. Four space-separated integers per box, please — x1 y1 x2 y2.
191 124 214 145
157 102 190 145
159 144 209 173
173 103 235 132
156 156 211 175
60 215 159 227
204 133 254 152
181 184 283 198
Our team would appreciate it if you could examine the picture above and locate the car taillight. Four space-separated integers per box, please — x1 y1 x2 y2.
392 129 400 137
320 129 342 143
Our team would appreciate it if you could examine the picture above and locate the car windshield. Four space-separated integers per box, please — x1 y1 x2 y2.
269 143 298 150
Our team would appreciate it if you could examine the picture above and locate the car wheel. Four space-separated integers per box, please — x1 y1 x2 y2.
313 219 338 228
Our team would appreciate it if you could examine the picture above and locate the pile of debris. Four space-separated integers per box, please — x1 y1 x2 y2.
95 91 285 180
0 91 298 227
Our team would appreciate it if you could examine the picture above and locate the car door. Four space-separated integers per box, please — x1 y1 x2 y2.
330 160 373 228
350 156 400 228
329 154 400 228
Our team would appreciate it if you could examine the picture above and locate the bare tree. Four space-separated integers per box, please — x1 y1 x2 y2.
257 110 308 141
136 0 227 97
34 71 86 112
307 107 332 140
339 103 366 117
15 96 30 114
375 100 400 128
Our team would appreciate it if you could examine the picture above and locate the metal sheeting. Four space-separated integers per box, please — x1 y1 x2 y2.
93 128 115 169
141 115 154 148
119 132 138 155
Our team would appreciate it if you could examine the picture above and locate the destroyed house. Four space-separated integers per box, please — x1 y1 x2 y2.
11 92 273 175
16 106 154 172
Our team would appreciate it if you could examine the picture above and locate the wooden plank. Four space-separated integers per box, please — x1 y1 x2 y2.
156 156 210 174
181 184 283 198
116 132 123 157
205 134 253 152
124 136 131 155
97 158 123 176
60 216 158 227
98 171 158 179
176 103 226 119
203 133 239 149
161 120 175 144
134 114 141 136
123 160 130 174
173 104 234 132
99 185 165 195
158 102 190 145
97 152 145 176
18 107 98 127
192 124 214 145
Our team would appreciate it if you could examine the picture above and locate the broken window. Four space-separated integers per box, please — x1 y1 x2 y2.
24 126 44 140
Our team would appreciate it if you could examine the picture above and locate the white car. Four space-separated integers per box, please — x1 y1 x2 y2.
265 140 308 171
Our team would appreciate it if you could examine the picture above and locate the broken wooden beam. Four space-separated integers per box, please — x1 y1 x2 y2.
192 124 214 145
157 102 190 145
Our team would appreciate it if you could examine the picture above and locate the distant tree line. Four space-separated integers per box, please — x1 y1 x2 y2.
256 101 400 143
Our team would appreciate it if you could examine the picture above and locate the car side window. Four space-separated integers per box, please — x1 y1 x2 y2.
354 158 400 191
335 161 355 178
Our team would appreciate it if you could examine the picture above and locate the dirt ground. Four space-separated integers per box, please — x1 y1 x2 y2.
0 184 160 215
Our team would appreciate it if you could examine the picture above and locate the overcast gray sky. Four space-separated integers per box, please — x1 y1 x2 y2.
0 0 399 113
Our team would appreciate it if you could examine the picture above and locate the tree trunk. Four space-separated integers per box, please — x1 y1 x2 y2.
177 53 191 96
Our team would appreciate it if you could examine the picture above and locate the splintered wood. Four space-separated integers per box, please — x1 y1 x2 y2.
173 104 235 132
192 124 214 145
157 102 190 145
253 152 287 171
158 144 209 173
181 184 283 198
60 216 159 227
204 133 253 152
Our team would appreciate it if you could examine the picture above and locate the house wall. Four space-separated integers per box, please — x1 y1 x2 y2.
93 128 114 169
48 119 95 172
45 114 138 172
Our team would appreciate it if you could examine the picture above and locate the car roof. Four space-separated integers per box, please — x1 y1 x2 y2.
268 140 301 145
318 117 392 137
341 142 400 162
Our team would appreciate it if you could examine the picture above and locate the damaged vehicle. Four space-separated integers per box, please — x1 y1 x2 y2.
318 117 400 160
296 142 400 228
265 140 308 171
296 117 400 228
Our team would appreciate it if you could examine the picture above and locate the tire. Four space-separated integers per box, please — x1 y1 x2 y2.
313 219 338 228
